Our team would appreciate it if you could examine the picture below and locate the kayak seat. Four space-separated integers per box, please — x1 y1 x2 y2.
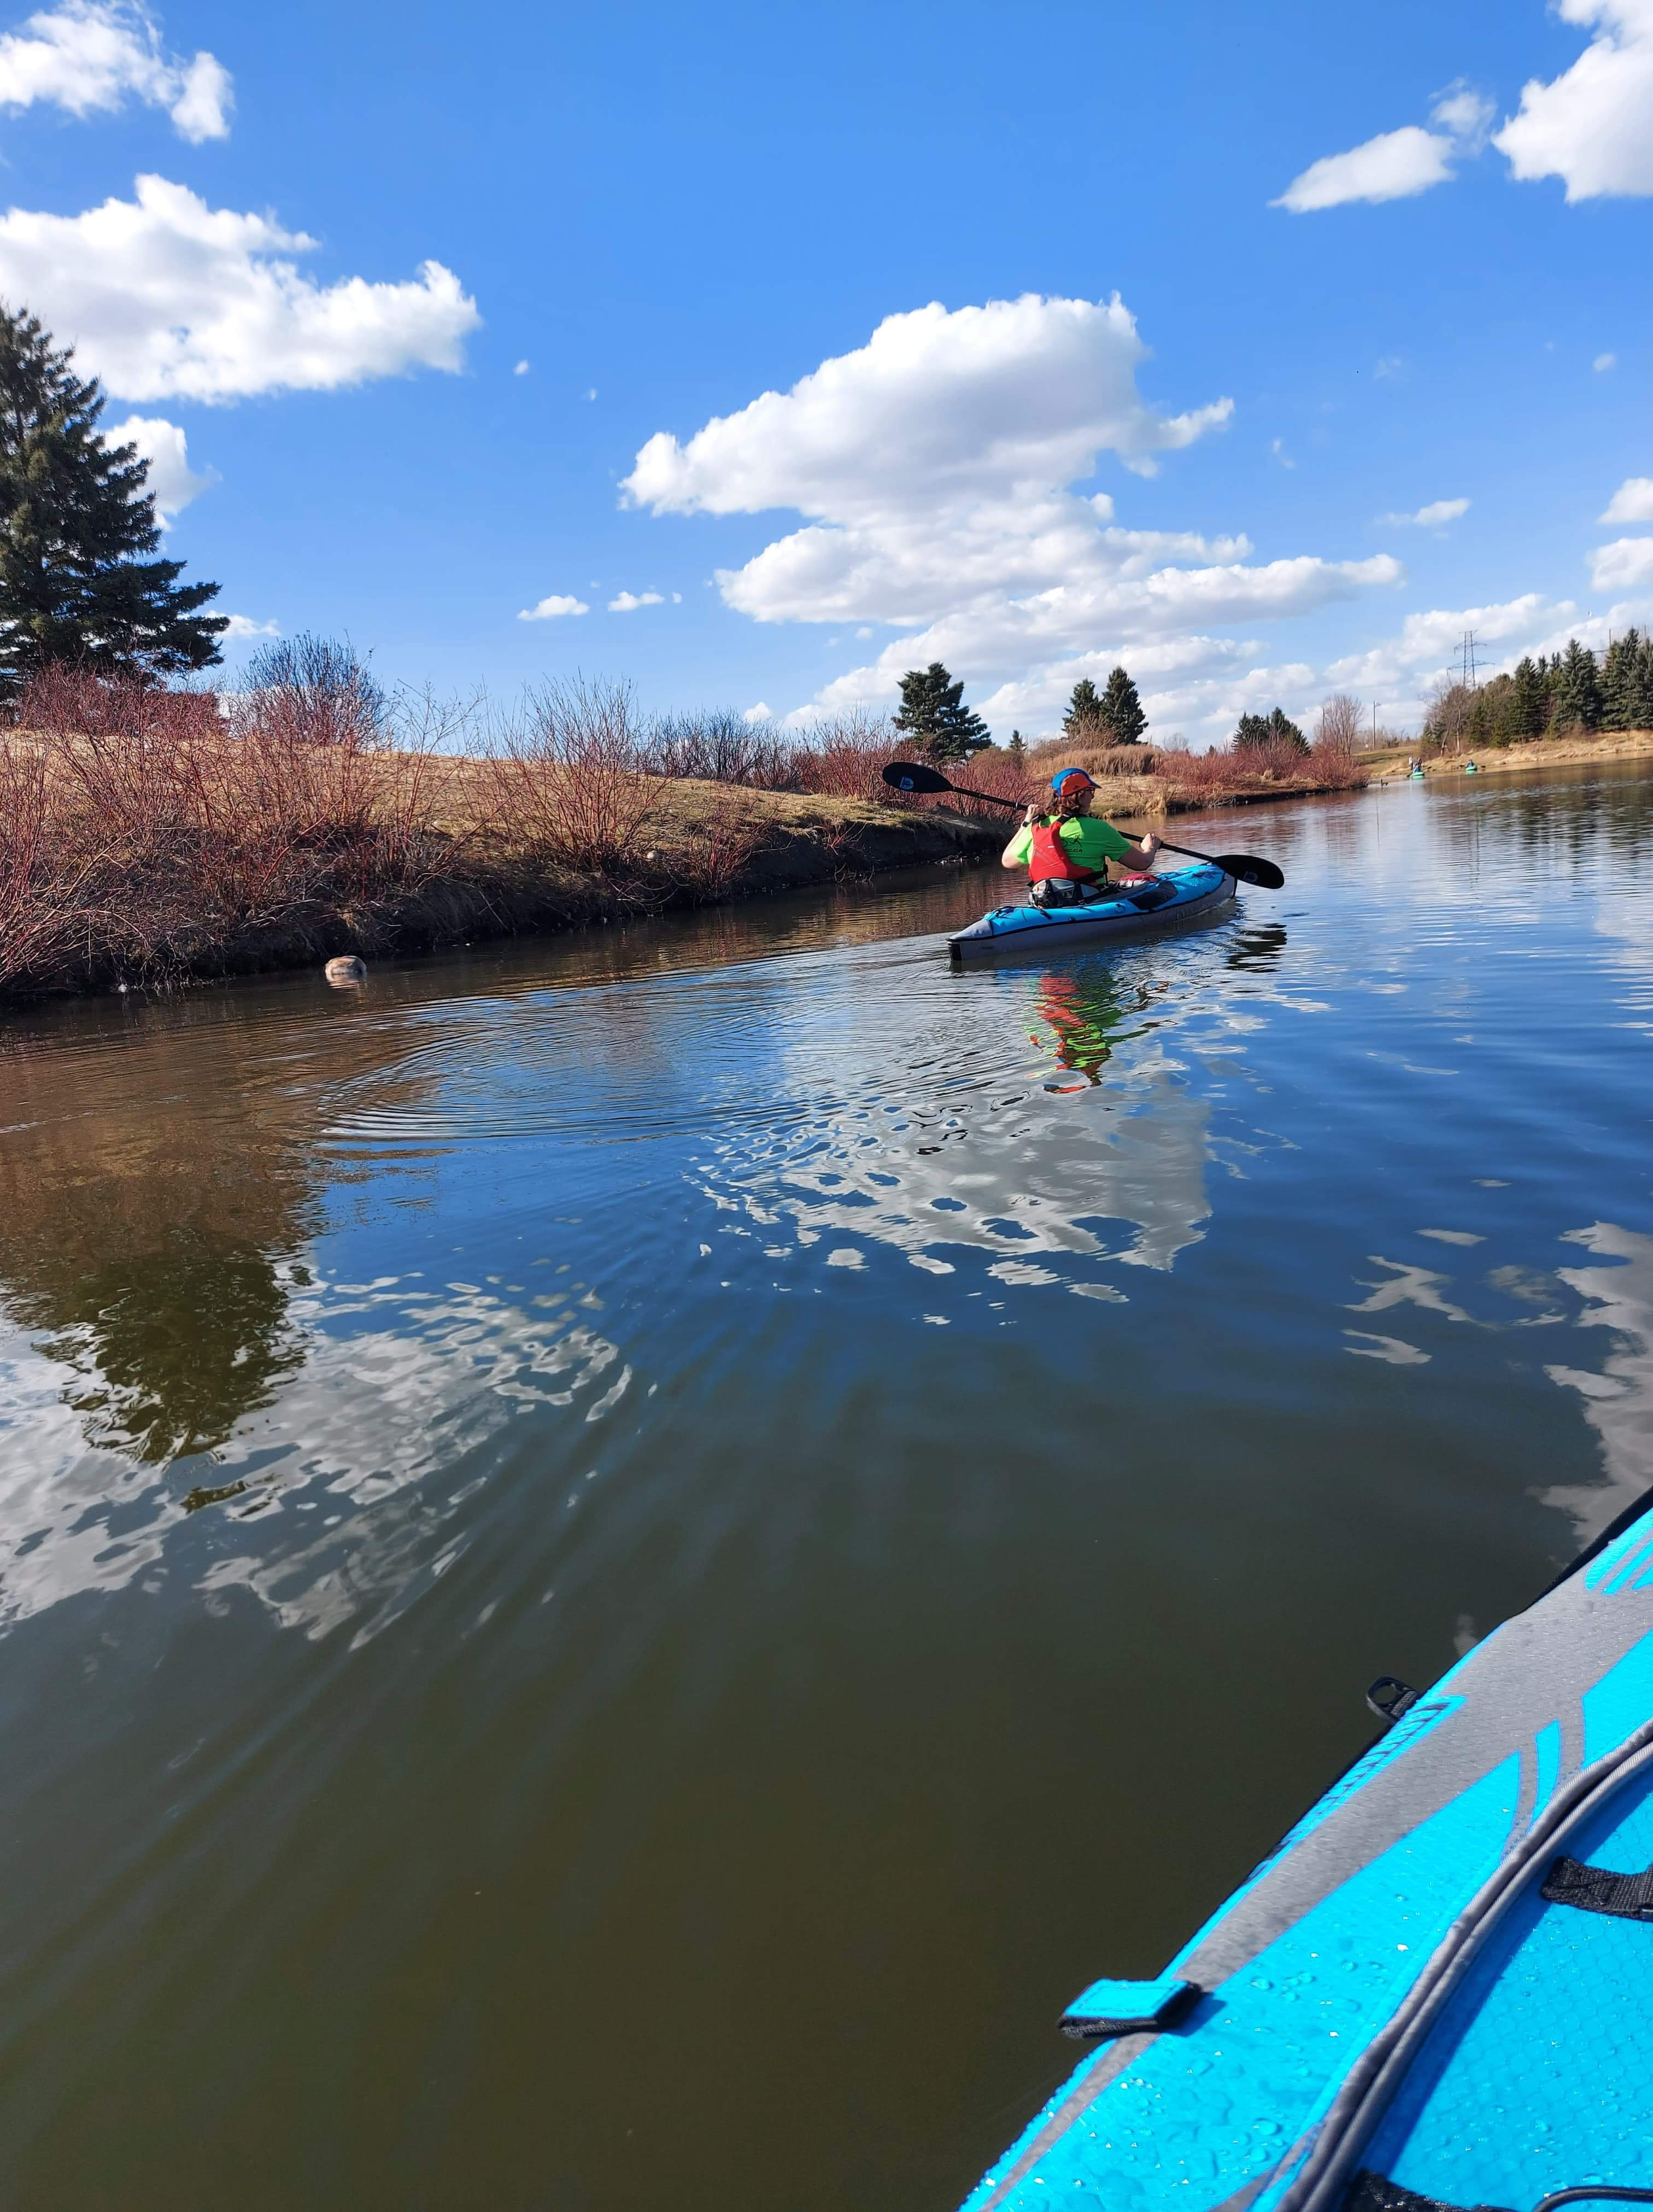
1124 883 1178 912
1541 1853 1653 1921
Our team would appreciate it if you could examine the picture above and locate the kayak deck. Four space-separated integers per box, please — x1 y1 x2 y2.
948 863 1235 958
962 1493 1653 2212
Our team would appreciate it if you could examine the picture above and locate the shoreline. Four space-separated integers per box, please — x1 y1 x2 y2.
1368 729 1653 782
1 777 1004 1008
15 731 1650 1010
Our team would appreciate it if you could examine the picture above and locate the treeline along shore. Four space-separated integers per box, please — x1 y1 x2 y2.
0 662 1370 1005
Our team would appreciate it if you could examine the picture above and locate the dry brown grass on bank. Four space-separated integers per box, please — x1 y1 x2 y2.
1 665 1385 1004
0 673 1004 1001
1028 732 1368 811
1369 727 1653 779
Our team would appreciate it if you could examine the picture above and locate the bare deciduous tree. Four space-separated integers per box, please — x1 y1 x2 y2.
1315 692 1365 756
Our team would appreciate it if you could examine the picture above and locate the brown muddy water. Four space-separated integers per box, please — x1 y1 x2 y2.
1 765 1650 2209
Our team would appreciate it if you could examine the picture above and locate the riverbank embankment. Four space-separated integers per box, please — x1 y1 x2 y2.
1367 728 1653 782
0 668 1377 1006
0 729 1003 1005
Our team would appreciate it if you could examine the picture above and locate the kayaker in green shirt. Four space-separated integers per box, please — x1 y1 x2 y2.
1001 768 1161 906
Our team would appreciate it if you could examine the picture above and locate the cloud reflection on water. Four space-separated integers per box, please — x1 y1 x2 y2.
0 1273 625 1636
1543 1223 1653 1540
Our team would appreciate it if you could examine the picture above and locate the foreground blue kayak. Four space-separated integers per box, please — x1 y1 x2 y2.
948 863 1236 959
964 1490 1653 2212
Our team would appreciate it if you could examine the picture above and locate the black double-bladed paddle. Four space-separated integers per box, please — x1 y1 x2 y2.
880 760 1286 890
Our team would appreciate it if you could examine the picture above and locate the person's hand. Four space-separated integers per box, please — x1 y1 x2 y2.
1023 802 1040 827
1141 832 1160 858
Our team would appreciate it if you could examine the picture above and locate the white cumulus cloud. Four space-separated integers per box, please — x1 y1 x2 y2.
607 589 664 611
1274 125 1459 212
626 291 1409 738
1324 594 1573 689
0 174 479 403
741 701 771 723
1591 537 1653 590
0 1 231 139
221 613 278 639
1275 84 1492 211
626 295 1232 530
1603 476 1653 522
1496 0 1653 200
517 594 588 621
1376 498 1470 528
1596 351 1619 371
103 410 210 519
1431 84 1497 142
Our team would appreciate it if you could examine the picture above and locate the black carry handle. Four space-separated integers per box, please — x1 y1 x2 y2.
880 762 1286 891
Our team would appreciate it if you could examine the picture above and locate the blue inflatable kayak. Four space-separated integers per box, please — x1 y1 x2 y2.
948 863 1235 959
964 1491 1653 2212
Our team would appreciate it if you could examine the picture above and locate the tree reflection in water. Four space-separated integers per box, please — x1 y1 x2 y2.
0 1003 335 1471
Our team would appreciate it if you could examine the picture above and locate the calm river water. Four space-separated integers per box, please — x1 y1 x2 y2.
2 764 1651 2208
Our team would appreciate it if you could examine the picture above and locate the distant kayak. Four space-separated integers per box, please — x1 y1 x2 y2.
948 863 1235 959
1409 770 1426 780
963 1484 1653 2212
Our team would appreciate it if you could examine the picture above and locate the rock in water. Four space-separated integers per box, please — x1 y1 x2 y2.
325 955 366 985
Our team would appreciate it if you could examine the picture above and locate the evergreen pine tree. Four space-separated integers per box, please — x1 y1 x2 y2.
1062 677 1103 735
1553 638 1603 731
1232 706 1308 756
1601 629 1649 731
892 661 990 763
1098 664 1147 746
1538 653 1562 729
1006 729 1026 763
1510 657 1546 738
1470 673 1517 747
0 305 225 695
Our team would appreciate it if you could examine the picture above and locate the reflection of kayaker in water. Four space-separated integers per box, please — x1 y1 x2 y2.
1032 966 1150 1087
1001 768 1160 909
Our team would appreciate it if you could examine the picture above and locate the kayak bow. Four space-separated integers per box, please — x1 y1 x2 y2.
963 1489 1653 2212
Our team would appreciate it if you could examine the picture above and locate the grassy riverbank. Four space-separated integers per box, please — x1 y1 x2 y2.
0 670 1376 1005
1367 728 1653 781
0 729 1000 1003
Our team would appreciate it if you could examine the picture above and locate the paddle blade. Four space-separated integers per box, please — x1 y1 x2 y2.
881 760 951 795
1213 855 1285 890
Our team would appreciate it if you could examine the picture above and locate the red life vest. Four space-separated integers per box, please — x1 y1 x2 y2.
1028 815 1097 883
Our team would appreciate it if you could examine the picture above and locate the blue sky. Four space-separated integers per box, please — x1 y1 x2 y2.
5 0 1652 742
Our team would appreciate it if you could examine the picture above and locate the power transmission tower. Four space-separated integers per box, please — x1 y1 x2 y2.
1459 630 1481 689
